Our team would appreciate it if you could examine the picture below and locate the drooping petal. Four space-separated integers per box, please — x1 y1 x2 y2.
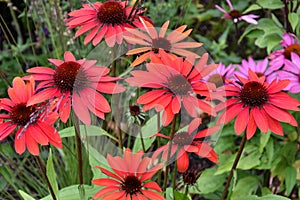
177 149 189 173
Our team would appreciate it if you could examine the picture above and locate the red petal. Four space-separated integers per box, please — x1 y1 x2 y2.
252 108 268 133
15 129 26 155
72 93 91 125
105 25 116 47
263 104 293 124
217 103 243 124
143 182 163 192
93 186 120 199
234 106 249 135
246 112 257 139
27 125 49 145
92 178 120 186
141 190 164 200
25 131 40 155
177 149 189 172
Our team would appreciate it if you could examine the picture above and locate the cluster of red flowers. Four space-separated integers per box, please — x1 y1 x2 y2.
0 0 299 199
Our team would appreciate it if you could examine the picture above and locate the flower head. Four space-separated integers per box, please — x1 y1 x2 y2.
65 1 149 47
126 51 222 126
216 70 299 139
215 0 259 24
205 62 235 87
125 17 203 66
277 52 300 93
269 32 300 70
26 51 125 125
0 77 62 155
235 57 278 82
92 148 164 200
152 118 219 172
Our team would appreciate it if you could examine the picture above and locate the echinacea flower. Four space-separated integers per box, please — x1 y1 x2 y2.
216 69 299 139
152 118 219 172
215 0 259 24
92 148 164 200
269 32 300 70
65 0 149 47
277 52 300 93
125 17 203 66
0 77 62 155
126 51 221 126
204 62 235 87
235 57 278 82
26 51 125 125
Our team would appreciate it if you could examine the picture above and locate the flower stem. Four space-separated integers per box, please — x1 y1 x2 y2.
35 156 57 200
221 134 247 200
117 125 123 150
157 113 162 185
73 114 84 185
171 158 177 189
138 126 146 152
163 115 177 191
184 184 189 196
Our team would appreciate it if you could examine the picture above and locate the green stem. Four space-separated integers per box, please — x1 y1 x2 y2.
157 113 162 185
35 156 57 200
221 134 247 200
163 115 177 191
117 125 123 150
73 115 84 185
184 184 189 197
171 158 177 189
138 126 146 152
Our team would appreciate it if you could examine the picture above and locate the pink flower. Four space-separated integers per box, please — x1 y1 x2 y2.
26 51 125 125
216 70 299 139
215 0 259 24
126 51 221 126
235 57 278 83
65 1 150 47
269 32 300 70
204 62 235 87
0 77 62 155
92 148 164 200
277 52 300 93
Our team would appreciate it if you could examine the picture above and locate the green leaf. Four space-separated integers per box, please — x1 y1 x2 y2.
257 0 284 10
46 149 59 199
40 185 100 200
19 190 36 200
259 131 270 153
284 166 297 196
166 187 191 200
189 168 226 194
59 125 117 142
288 13 299 32
239 194 291 200
231 176 259 200
243 4 262 13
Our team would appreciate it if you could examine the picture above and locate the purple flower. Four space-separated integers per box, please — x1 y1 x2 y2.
277 53 300 93
235 57 278 83
269 32 300 70
205 62 235 87
215 0 259 24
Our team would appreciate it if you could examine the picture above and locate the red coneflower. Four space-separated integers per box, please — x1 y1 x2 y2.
125 17 203 66
126 50 221 126
216 69 299 139
65 0 149 47
26 51 125 125
152 118 219 173
0 77 62 155
92 148 164 200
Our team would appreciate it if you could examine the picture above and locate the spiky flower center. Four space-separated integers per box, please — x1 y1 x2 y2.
240 81 269 108
208 74 224 87
284 44 300 59
182 167 201 185
10 103 36 126
97 2 126 25
152 37 172 53
229 10 242 19
255 72 264 77
173 132 194 146
129 105 141 116
121 175 142 196
54 61 88 93
167 75 192 96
